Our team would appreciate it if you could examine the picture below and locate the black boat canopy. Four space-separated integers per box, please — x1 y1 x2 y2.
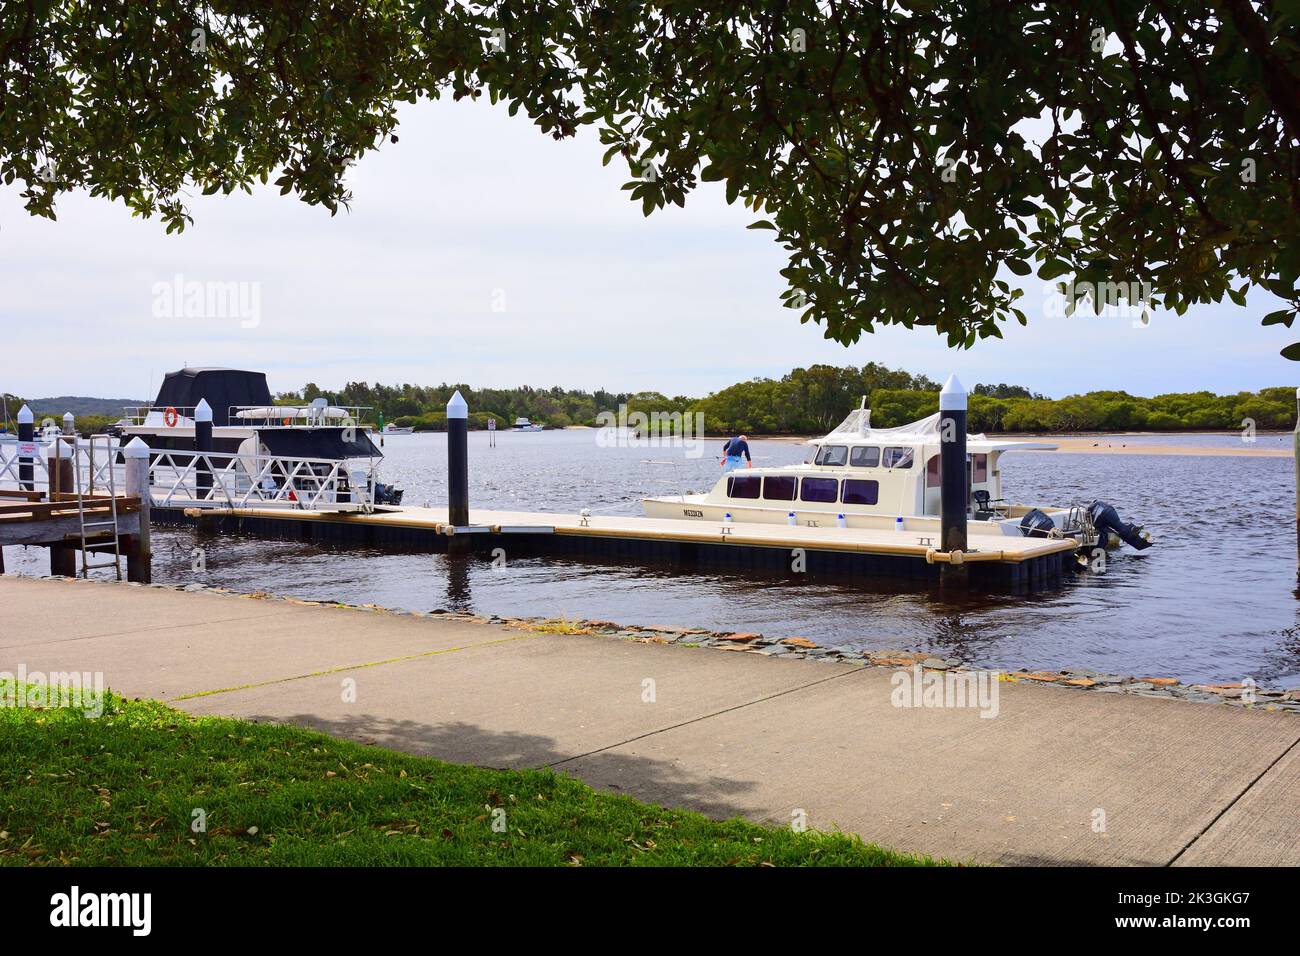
257 427 381 461
154 368 272 427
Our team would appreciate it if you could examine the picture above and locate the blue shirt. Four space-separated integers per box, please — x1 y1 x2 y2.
722 438 751 461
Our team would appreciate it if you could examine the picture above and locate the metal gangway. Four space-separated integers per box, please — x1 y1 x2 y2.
146 447 378 513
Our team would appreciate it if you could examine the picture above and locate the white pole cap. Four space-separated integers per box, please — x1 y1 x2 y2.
50 436 73 457
446 390 468 419
939 374 967 411
195 398 213 422
123 436 151 459
63 412 74 424
17 404 33 424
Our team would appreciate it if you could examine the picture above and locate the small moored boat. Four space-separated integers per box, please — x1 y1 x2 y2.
642 402 1151 557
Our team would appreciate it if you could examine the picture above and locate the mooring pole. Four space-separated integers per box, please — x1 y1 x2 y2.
62 412 75 436
939 374 969 588
48 438 77 576
123 437 152 584
17 404 33 490
447 390 469 554
194 398 213 501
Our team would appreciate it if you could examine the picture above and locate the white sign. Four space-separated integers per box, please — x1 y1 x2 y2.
17 441 37 456
487 419 496 431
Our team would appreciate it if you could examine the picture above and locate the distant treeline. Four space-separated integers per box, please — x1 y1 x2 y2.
6 367 1287 438
272 365 1296 435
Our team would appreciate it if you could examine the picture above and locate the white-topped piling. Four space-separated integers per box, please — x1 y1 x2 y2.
939 375 969 587
447 391 469 533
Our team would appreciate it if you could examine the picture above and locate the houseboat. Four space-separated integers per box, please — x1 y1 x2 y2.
642 404 1151 556
115 367 403 506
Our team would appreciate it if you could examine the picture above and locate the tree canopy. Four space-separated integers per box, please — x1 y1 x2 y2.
4 2 1299 350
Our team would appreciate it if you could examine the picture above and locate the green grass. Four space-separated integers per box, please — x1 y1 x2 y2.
0 685 942 866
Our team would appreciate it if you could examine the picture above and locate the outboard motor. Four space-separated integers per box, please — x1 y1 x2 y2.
1019 508 1057 538
374 482 404 506
1088 500 1151 550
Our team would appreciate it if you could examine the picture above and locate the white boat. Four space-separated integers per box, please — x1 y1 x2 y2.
382 424 415 435
115 368 404 508
512 417 545 432
642 403 1151 554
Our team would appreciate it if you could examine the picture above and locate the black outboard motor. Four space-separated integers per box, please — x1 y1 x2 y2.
374 482 404 506
1019 508 1057 538
1088 500 1151 550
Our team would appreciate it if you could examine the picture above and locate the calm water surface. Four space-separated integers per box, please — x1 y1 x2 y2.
7 430 1298 686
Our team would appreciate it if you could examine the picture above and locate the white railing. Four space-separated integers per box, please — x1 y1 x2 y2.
0 436 377 513
148 450 375 512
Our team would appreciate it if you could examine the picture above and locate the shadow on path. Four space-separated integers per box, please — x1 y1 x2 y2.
250 710 762 822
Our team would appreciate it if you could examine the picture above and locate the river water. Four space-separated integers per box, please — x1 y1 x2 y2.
5 430 1297 687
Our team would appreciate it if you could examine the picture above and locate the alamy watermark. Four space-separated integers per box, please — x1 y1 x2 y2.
1044 279 1152 326
890 664 1001 718
151 273 261 329
1 666 105 718
595 404 706 457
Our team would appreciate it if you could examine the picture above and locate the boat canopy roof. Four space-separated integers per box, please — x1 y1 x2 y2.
153 368 272 427
814 409 1056 454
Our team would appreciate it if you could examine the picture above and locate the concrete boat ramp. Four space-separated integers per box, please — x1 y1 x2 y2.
2 576 1296 866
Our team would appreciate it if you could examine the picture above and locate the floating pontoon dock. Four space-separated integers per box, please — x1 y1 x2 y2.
155 503 1077 592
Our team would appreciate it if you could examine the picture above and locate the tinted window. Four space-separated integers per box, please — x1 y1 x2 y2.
801 477 839 503
883 446 914 469
815 444 848 466
850 446 880 468
842 479 879 505
763 475 797 500
972 453 988 483
727 475 761 499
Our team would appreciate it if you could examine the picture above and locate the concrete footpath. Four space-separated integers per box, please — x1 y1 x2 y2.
2 576 1297 867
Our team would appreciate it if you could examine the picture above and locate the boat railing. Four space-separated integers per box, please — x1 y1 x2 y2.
228 403 373 429
119 406 199 427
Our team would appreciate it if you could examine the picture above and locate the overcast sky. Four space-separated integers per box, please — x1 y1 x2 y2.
1 96 1295 402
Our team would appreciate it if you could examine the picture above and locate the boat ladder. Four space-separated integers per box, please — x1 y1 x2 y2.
74 435 123 579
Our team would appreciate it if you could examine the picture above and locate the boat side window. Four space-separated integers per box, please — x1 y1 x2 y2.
926 454 941 488
972 453 988 483
763 475 797 500
800 477 839 503
842 479 879 506
815 444 848 466
802 445 818 464
850 446 880 468
883 446 914 469
727 474 762 499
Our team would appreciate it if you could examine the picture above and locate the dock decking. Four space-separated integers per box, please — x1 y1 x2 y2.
156 503 1078 592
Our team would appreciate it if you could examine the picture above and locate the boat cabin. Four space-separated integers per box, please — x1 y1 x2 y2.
711 409 1056 520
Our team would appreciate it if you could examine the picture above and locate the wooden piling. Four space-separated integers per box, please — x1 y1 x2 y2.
48 438 77 576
